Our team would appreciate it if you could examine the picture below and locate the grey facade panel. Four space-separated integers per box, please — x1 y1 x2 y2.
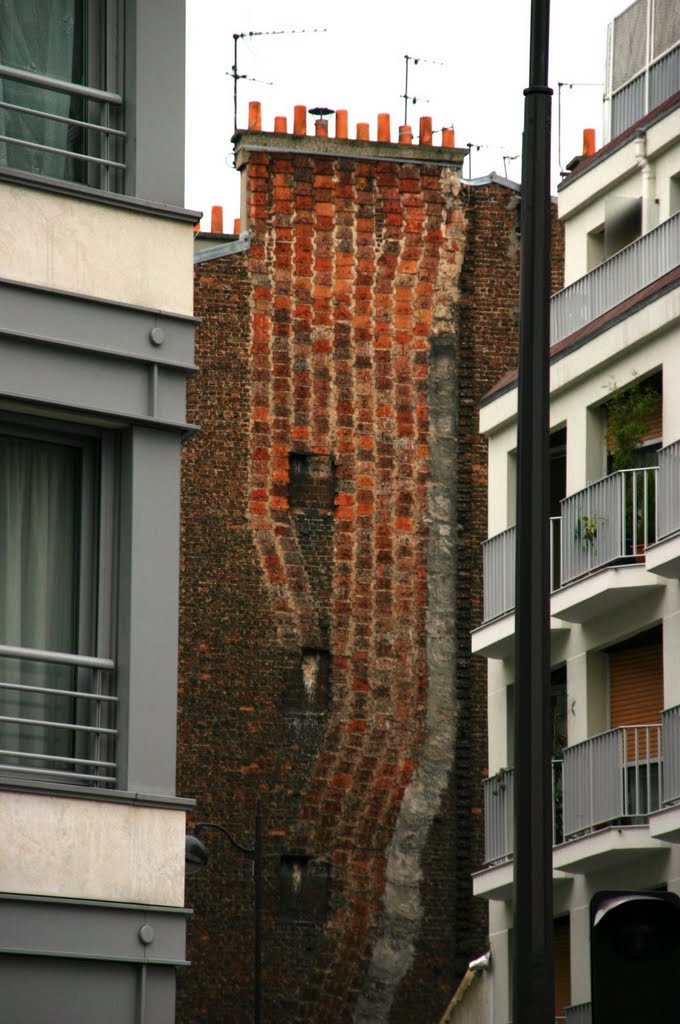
0 896 188 964
0 277 195 369
0 957 176 1024
117 427 182 795
0 895 186 1024
125 0 187 206
0 280 194 427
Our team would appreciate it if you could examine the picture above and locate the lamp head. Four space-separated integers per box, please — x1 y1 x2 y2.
185 833 208 877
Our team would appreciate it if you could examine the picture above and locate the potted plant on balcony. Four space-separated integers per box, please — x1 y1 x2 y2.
574 513 602 551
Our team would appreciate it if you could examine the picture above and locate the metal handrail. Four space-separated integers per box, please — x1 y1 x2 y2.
0 643 114 671
0 62 122 104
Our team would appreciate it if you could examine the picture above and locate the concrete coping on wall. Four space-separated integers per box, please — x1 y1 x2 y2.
234 130 468 171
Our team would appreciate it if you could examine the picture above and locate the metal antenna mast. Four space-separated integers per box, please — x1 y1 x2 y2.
402 54 444 126
556 81 603 172
231 27 327 135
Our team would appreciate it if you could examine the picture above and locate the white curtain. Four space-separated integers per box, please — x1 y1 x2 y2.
0 435 80 764
0 0 84 179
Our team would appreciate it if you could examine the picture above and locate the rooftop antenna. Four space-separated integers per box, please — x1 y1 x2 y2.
402 54 444 126
231 27 327 136
502 153 520 177
465 141 482 180
557 81 603 173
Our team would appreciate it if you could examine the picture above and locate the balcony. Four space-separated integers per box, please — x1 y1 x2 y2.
550 209 680 346
0 63 125 192
473 763 572 900
477 727 666 891
477 469 664 647
552 467 663 622
472 520 569 658
646 440 680 577
555 725 667 873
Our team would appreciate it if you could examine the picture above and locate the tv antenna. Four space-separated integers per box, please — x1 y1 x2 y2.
402 54 444 126
231 27 327 135
557 81 603 173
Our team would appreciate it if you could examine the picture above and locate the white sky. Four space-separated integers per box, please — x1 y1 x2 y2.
185 0 626 227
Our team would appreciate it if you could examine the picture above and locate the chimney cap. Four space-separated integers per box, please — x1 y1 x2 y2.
309 106 335 119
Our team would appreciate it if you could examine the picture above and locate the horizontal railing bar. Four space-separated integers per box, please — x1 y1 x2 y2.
0 748 115 768
0 762 115 783
0 133 125 169
0 63 122 104
0 644 114 671
0 715 116 736
0 99 126 136
0 681 117 702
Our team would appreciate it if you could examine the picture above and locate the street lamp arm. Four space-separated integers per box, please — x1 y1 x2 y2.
193 821 254 860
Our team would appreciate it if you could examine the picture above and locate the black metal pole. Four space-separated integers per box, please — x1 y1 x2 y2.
253 800 262 1024
513 0 554 1021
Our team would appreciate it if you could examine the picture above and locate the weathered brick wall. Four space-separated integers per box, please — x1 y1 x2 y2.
177 147 564 1024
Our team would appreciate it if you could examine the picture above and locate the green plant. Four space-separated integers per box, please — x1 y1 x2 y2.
606 376 659 471
574 513 602 550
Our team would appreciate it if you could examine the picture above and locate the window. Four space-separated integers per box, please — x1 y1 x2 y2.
0 2 123 189
0 423 116 786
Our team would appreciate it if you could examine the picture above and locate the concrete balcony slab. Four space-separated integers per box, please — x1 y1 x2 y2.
552 825 669 874
645 532 680 578
550 565 664 623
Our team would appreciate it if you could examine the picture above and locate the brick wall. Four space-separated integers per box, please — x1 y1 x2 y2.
177 131 564 1024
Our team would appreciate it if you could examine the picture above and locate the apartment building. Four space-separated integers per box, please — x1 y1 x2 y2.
0 4 195 1021
472 2 680 1021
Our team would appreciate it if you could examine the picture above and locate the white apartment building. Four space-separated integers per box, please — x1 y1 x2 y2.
471 2 680 1020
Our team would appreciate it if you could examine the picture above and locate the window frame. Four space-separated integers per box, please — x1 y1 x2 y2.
0 414 119 787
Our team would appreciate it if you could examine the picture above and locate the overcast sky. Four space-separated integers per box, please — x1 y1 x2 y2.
185 0 626 227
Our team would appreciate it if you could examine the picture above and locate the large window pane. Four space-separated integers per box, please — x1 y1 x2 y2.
0 1 87 180
0 435 81 768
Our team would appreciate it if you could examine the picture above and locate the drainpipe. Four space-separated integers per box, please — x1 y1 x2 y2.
635 130 658 234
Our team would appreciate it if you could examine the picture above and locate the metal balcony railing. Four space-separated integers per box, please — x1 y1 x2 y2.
562 725 661 840
0 63 125 191
550 210 680 346
483 762 563 865
657 439 680 540
560 467 657 585
0 643 117 786
661 704 680 805
481 470 656 624
610 41 680 139
482 526 516 622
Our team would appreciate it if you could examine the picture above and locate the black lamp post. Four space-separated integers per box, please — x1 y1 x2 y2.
513 0 554 1021
186 800 263 1024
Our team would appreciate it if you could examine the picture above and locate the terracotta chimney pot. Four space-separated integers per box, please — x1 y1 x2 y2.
419 116 432 145
274 116 288 133
583 128 596 157
234 218 241 235
377 113 391 142
441 127 455 148
211 205 223 233
335 110 348 139
399 125 413 144
293 105 307 136
248 101 262 132
356 122 370 141
315 119 328 137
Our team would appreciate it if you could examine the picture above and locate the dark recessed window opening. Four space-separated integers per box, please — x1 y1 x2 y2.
279 855 330 923
288 453 335 511
283 649 331 713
